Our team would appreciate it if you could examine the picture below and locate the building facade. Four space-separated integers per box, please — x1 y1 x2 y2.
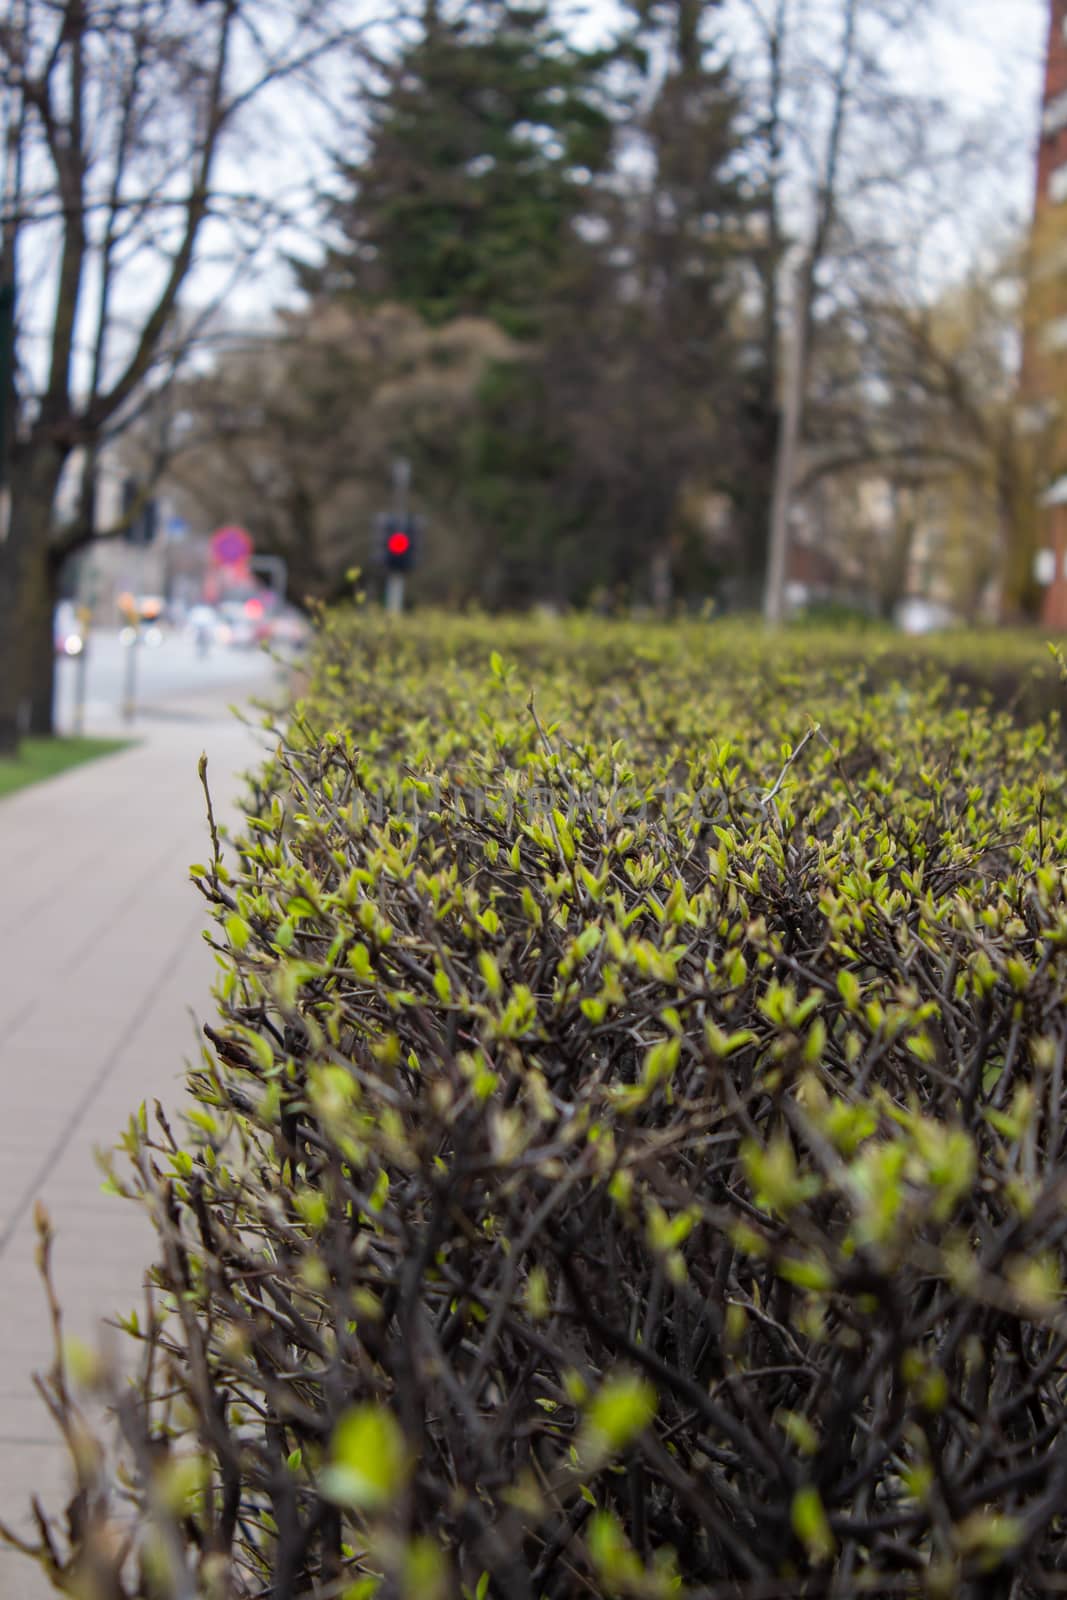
1028 0 1067 627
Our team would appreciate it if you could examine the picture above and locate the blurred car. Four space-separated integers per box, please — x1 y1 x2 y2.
54 601 86 657
894 597 957 636
241 592 274 644
216 600 257 649
267 606 311 650
228 590 304 647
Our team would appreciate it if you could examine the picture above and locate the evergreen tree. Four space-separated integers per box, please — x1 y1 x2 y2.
537 0 757 606
318 1 622 337
638 0 746 349
305 0 756 609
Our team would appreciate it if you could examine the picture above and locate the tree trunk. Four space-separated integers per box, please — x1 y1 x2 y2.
996 449 1042 622
763 262 811 624
0 526 20 755
650 543 673 615
730 383 779 608
0 446 66 750
22 542 59 736
876 492 918 620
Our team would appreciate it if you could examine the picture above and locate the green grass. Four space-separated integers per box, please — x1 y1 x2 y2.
0 735 134 800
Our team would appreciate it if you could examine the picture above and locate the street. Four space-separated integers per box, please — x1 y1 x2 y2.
54 627 290 733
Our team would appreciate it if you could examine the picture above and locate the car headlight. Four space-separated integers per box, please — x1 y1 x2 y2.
64 634 84 656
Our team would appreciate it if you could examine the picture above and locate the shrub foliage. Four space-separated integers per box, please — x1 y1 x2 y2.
11 617 1067 1599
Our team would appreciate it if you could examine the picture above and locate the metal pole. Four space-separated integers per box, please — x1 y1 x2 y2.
763 252 809 626
121 545 143 720
72 635 88 734
121 625 139 722
393 456 411 519
386 457 411 616
385 572 405 614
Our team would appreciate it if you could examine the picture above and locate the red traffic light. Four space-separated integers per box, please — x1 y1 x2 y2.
387 530 411 557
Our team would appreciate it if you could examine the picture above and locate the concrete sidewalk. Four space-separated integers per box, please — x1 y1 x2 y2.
0 667 283 1594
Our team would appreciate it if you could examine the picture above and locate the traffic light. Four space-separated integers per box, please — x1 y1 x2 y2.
140 498 159 546
382 515 417 574
122 477 158 545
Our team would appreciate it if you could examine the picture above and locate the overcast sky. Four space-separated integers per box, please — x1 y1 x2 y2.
203 0 1051 321
871 0 1048 282
933 0 1046 110
12 0 1055 372
930 0 1046 217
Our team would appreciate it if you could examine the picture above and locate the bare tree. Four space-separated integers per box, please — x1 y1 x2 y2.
156 301 516 606
733 0 1022 622
0 0 378 750
801 248 1046 618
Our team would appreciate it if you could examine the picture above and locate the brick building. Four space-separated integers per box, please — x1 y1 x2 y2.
1028 0 1067 627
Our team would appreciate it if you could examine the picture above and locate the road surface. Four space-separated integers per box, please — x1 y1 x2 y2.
55 627 295 733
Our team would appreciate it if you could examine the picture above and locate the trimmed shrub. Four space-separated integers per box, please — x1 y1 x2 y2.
11 615 1067 1600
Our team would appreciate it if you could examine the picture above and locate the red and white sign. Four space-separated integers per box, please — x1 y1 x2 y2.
210 524 253 566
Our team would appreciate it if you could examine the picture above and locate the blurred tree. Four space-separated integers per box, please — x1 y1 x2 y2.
563 0 755 610
798 250 1044 619
726 0 1015 622
0 0 370 751
158 302 516 604
310 0 752 609
308 0 622 339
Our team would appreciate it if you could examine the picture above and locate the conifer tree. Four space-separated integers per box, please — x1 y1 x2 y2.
316 0 620 337
308 0 756 607
540 0 757 605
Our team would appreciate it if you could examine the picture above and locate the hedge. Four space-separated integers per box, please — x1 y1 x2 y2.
8 614 1067 1600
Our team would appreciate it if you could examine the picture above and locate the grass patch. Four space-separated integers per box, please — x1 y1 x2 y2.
0 734 133 800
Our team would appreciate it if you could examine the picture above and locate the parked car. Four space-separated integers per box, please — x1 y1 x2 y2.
894 597 958 636
216 600 257 649
268 606 311 650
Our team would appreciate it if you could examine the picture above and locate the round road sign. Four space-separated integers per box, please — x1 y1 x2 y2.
211 524 253 565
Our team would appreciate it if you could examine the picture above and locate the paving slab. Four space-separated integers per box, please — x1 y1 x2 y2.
0 663 282 1594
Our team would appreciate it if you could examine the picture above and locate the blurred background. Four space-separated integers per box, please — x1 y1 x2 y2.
0 0 1063 744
